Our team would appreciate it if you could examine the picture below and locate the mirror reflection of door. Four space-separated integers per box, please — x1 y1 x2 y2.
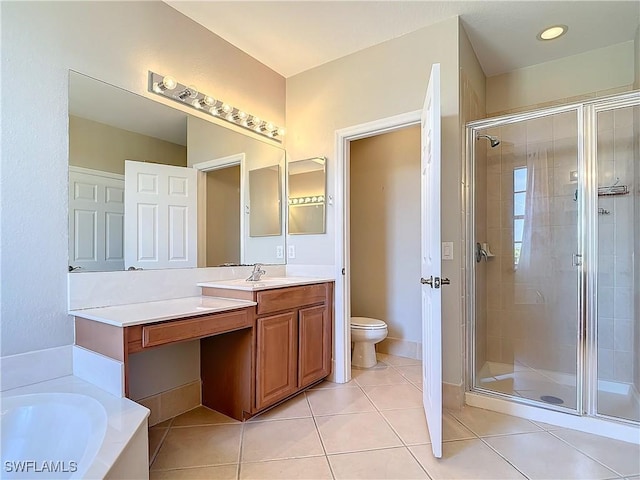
206 166 240 266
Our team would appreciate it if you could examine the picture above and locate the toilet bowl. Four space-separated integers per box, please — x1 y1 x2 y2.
350 317 388 368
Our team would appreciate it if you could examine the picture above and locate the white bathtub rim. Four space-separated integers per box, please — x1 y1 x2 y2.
1 375 149 480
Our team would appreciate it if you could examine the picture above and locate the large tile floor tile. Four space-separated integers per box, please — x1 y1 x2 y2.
306 386 375 415
150 465 238 479
450 406 543 436
239 457 333 479
315 411 403 454
382 408 475 445
376 353 422 366
363 384 423 410
485 431 620 479
310 379 358 389
410 440 526 479
148 425 169 464
394 365 423 383
241 418 324 462
329 447 428 479
151 424 242 470
250 394 312 422
551 428 640 477
172 406 240 426
352 365 409 386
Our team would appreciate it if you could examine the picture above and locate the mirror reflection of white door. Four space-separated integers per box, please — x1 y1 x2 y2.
124 160 197 269
421 63 443 459
68 167 124 271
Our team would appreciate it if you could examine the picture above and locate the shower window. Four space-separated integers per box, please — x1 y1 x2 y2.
513 167 527 266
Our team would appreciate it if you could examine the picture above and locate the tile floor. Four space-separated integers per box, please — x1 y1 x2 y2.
148 353 640 479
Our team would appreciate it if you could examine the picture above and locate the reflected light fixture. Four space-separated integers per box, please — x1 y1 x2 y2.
537 24 568 41
148 71 284 143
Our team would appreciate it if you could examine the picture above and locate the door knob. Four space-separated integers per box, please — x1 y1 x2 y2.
421 276 433 286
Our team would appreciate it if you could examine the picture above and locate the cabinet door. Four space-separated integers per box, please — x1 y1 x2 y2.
298 305 332 388
256 312 298 410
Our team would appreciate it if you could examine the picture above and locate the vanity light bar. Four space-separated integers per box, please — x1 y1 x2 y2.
148 71 284 143
288 195 325 205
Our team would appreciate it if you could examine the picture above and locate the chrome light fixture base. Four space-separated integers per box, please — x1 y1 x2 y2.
148 71 284 143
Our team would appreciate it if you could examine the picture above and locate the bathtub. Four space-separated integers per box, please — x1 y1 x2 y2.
1 376 149 480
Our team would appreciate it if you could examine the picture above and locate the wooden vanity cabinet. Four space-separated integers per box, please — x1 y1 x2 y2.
202 281 333 414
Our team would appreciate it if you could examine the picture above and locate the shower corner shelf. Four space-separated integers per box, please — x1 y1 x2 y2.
597 184 629 197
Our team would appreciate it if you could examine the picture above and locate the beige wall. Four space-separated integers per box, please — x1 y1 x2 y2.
487 42 635 115
2 0 284 357
350 126 421 343
206 167 240 266
286 17 465 386
69 115 186 174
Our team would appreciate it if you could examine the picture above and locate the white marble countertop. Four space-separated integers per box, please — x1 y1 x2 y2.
69 296 257 327
198 276 335 291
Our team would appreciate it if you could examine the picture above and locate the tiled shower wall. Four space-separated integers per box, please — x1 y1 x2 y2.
483 111 579 374
597 105 637 385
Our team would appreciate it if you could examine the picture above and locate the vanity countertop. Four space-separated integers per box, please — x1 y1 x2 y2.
197 276 335 291
69 296 257 327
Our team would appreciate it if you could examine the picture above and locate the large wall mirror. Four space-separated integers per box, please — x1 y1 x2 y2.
287 157 326 235
68 71 286 272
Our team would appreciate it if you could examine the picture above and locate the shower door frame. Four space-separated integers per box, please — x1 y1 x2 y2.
465 102 587 416
465 91 640 423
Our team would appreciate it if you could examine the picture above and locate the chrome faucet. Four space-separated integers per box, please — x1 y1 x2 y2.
246 263 266 282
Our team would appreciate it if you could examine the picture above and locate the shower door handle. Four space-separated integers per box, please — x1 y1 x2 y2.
572 253 582 267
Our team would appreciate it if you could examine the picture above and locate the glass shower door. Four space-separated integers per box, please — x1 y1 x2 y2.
594 102 640 423
473 109 581 411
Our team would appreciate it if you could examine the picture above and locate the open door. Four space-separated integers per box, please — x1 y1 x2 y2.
421 63 443 458
124 160 197 270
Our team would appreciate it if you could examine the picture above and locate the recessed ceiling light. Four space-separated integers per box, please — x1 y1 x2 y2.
537 25 568 41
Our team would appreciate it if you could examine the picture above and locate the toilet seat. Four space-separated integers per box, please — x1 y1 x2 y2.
350 316 387 330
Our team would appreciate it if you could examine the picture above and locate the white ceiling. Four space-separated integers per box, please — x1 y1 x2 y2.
166 1 639 78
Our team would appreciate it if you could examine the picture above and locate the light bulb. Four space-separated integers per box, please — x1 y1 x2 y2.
266 123 275 132
233 110 248 123
162 76 177 90
193 96 216 109
222 104 232 116
277 128 285 137
248 116 261 127
152 75 178 94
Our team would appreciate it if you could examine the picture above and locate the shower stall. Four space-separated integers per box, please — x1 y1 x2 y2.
466 91 640 426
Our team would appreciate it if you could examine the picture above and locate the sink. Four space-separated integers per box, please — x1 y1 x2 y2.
197 276 334 291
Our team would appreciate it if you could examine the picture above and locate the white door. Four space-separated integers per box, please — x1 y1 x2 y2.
421 63 443 458
69 167 124 271
124 160 197 269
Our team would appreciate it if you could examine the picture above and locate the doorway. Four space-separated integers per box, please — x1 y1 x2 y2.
349 126 422 359
333 111 421 383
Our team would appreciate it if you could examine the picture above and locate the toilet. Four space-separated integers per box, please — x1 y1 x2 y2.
350 317 388 368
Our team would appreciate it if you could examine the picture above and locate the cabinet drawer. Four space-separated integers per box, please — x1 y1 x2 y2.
142 309 251 348
256 283 327 315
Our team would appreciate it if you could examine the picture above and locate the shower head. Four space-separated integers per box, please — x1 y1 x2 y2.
476 134 500 148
